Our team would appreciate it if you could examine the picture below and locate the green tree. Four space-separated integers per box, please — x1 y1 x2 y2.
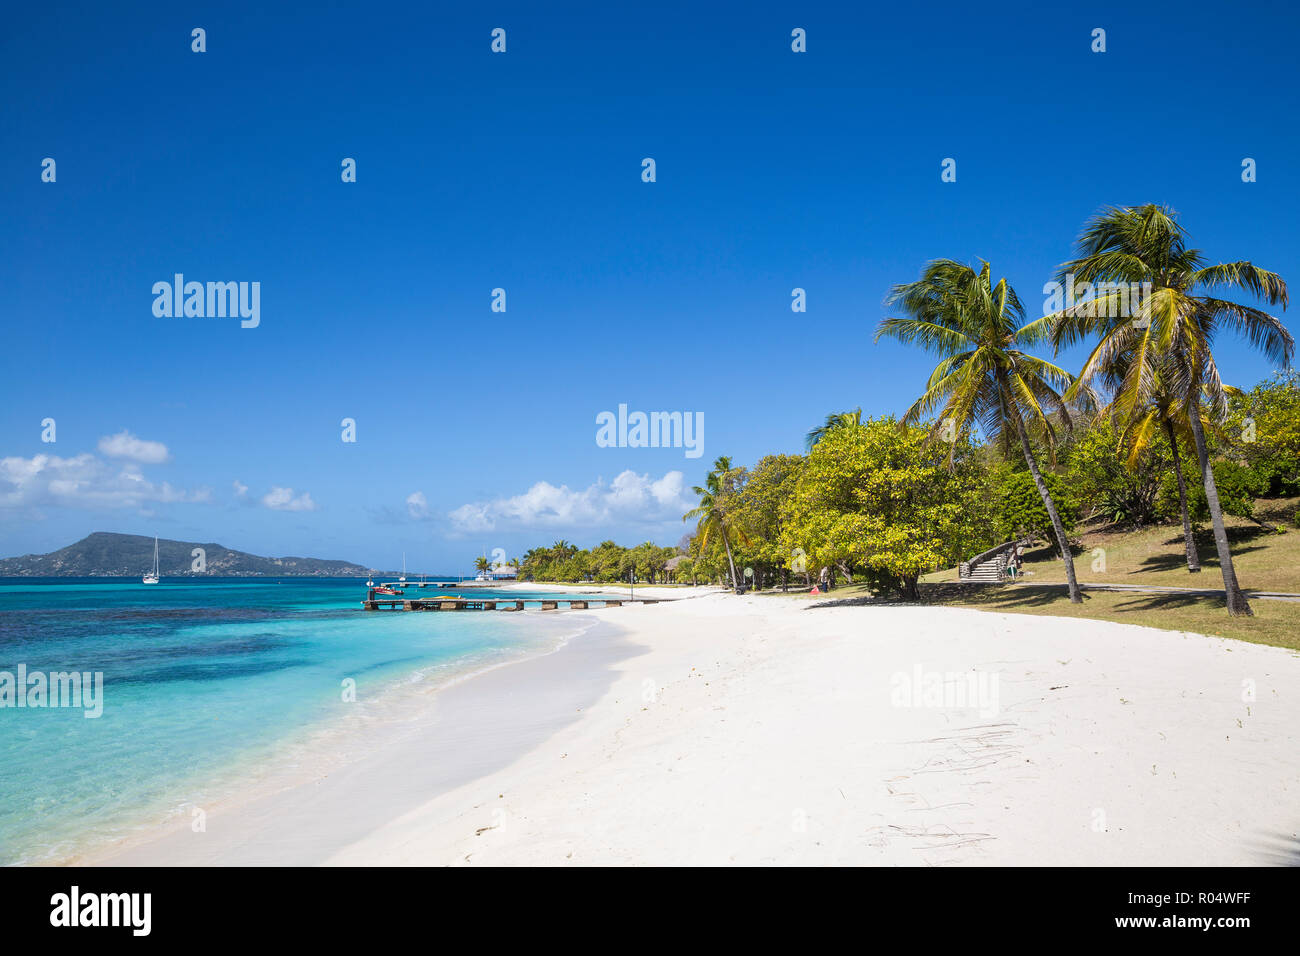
991 466 1078 542
876 259 1083 602
1108 363 1211 572
1065 418 1164 527
806 408 863 451
734 453 806 588
519 545 549 581
586 540 627 582
1225 369 1300 496
1047 204 1292 615
1158 459 1266 526
683 455 749 590
781 417 986 600
673 556 695 584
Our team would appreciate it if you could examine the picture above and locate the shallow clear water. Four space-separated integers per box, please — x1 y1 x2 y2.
0 577 608 864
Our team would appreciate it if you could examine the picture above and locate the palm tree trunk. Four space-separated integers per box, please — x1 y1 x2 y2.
1186 406 1252 616
1012 411 1082 603
1162 418 1201 573
722 531 739 591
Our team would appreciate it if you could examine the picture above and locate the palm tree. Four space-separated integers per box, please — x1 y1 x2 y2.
1105 355 1241 574
1046 204 1292 615
806 407 863 450
683 455 749 590
474 555 490 575
876 259 1083 602
1114 368 1202 573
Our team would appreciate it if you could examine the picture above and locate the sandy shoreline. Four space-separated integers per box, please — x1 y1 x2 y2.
90 593 1299 866
78 612 623 866
494 581 723 598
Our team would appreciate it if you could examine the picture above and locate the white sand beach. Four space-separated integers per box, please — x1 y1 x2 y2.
89 593 1300 866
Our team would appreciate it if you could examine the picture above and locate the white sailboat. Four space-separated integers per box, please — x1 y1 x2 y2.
399 552 407 585
142 536 160 584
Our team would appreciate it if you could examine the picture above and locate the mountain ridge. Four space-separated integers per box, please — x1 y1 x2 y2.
0 532 370 577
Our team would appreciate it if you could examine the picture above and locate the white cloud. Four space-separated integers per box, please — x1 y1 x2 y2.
448 501 493 534
406 490 431 519
97 430 171 464
262 486 317 512
232 480 249 497
448 470 691 535
0 453 208 511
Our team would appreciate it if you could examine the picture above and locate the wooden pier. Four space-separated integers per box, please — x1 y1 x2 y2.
361 590 658 612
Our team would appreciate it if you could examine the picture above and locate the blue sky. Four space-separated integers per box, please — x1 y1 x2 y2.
2 1 1298 573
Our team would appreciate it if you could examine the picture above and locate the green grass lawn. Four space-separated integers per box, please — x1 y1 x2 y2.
787 580 1300 651
925 496 1300 594
775 498 1300 651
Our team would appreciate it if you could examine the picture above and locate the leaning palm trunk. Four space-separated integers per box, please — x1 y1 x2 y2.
721 531 739 590
1012 411 1082 603
1162 419 1201 573
1186 403 1252 615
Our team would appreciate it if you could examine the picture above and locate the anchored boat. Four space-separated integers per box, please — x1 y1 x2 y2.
142 536 160 585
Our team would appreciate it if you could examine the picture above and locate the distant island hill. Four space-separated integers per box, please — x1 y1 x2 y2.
0 532 373 577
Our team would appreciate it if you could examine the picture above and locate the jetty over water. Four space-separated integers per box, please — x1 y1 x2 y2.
361 589 662 611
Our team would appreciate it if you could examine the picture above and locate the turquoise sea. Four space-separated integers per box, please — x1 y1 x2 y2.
0 577 611 865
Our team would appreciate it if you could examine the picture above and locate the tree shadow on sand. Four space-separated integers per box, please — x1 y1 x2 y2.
918 583 1093 610
805 584 1093 610
805 595 877 609
1245 831 1300 866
